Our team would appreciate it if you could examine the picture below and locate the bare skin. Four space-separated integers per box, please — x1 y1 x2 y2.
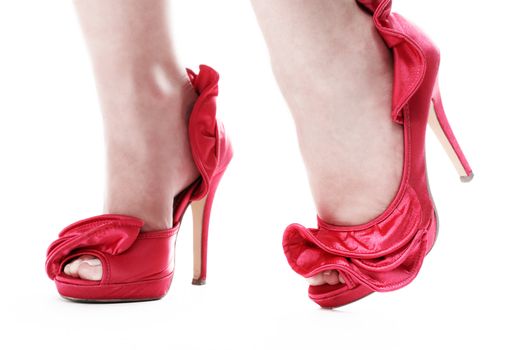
64 0 199 280
250 0 402 286
66 0 402 286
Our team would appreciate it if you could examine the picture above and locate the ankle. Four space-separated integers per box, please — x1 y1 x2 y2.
94 59 195 115
99 63 197 144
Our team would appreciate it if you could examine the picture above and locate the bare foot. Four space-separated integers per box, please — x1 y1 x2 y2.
63 0 201 281
63 70 199 281
251 0 401 285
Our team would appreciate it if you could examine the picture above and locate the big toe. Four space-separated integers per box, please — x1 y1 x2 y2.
78 260 103 281
64 255 102 281
307 270 345 286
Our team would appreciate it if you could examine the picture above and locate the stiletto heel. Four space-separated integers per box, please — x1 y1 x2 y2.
191 168 228 285
46 65 232 302
428 81 473 182
282 0 474 308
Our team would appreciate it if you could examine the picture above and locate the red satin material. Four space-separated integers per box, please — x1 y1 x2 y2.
186 67 232 202
45 65 232 301
46 215 144 280
283 0 443 308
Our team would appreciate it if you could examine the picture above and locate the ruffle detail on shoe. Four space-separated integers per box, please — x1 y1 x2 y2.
356 0 428 123
45 214 144 279
187 65 232 200
282 186 431 292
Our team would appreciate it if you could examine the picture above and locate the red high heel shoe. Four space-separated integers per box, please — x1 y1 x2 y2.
282 0 473 308
45 65 232 302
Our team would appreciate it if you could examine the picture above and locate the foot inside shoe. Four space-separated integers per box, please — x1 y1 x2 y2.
307 270 346 286
64 255 102 281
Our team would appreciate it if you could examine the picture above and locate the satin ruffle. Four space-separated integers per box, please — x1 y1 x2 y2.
283 187 431 292
357 0 427 124
45 214 143 279
187 65 231 200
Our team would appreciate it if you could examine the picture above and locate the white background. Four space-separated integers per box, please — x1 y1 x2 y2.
1 1 526 349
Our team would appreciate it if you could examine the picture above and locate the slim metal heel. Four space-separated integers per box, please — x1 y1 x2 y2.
428 80 474 182
191 169 228 285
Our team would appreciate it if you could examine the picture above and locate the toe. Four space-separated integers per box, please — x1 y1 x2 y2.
66 258 83 278
63 255 101 280
324 270 340 285
307 273 327 286
77 259 102 281
307 270 344 286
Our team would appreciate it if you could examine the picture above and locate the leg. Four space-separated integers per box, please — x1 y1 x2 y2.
63 0 199 280
250 0 401 285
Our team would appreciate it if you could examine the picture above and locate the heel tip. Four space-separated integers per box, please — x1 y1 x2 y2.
192 279 206 286
460 173 474 183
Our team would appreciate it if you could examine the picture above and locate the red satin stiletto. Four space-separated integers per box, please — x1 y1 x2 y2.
282 0 473 308
45 65 232 302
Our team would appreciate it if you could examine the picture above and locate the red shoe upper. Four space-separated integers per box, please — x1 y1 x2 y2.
282 0 441 305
